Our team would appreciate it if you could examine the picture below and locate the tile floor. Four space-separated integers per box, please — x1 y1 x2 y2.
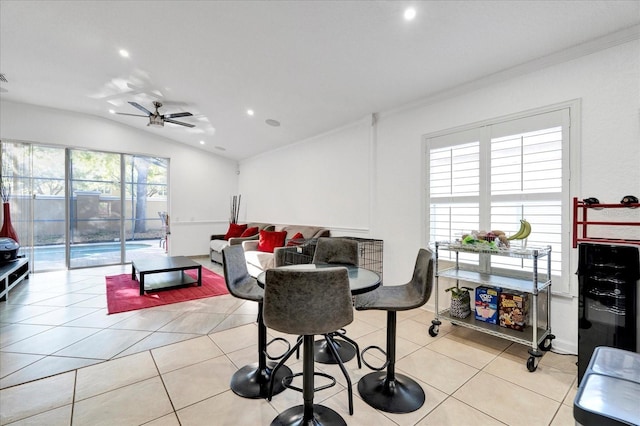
0 256 578 425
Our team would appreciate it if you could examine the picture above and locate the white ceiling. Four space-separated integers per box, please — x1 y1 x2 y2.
1 1 639 160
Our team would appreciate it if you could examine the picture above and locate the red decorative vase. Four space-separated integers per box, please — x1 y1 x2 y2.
0 202 19 244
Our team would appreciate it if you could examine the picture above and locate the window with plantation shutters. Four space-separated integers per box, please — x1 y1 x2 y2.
429 136 481 266
425 105 575 294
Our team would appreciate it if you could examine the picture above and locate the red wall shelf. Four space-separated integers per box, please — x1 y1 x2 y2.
572 197 640 248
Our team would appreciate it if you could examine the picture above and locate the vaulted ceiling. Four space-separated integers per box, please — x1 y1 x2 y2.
1 1 638 160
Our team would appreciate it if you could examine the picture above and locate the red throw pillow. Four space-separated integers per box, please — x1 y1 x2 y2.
286 232 305 246
257 230 287 253
224 223 247 240
240 226 259 238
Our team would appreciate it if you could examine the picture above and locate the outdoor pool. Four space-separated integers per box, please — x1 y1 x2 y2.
24 240 163 270
33 242 152 261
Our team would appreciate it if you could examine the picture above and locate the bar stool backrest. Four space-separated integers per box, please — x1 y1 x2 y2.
355 248 434 312
312 237 359 266
408 248 435 310
222 245 263 302
263 267 353 335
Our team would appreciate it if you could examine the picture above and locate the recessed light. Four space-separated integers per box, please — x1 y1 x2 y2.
215 146 226 151
119 49 130 58
108 109 115 114
199 140 205 145
404 7 416 21
265 119 280 127
247 109 254 116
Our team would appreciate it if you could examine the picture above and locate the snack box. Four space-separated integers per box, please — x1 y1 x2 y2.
499 291 530 331
475 286 500 324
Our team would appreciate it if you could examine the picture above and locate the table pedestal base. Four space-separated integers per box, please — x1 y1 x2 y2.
314 337 356 364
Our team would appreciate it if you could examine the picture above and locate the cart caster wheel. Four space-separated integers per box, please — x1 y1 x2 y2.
526 356 537 372
428 324 439 337
538 335 555 352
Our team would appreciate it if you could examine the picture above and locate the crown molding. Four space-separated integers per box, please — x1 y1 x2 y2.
383 24 640 118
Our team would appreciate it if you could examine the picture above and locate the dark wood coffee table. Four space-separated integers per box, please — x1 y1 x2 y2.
132 256 202 295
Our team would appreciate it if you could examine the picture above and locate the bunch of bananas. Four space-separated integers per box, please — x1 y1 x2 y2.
508 219 531 240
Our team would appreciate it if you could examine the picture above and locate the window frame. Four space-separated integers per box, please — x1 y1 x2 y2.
422 100 581 296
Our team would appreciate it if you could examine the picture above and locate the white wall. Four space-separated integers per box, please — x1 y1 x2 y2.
0 100 239 256
239 39 640 354
239 117 374 236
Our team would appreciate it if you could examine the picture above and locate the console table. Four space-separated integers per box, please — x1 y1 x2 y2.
0 257 29 302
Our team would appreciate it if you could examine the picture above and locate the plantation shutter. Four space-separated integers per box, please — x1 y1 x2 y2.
428 129 481 264
426 108 571 293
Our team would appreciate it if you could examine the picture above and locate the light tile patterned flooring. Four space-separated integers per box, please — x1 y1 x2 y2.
0 256 578 425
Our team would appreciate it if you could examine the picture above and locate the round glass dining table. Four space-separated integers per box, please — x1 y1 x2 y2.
256 263 381 294
257 263 381 364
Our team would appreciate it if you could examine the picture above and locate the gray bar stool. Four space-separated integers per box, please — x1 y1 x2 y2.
311 237 362 366
222 245 292 399
354 248 434 413
263 267 354 426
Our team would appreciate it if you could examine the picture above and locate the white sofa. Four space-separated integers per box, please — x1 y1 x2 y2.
242 224 330 277
209 222 273 264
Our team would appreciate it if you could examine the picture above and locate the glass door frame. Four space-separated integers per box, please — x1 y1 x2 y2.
2 140 169 272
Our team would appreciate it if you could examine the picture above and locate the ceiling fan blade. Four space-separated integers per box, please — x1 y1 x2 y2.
128 101 152 116
116 112 148 117
165 118 195 128
163 112 193 119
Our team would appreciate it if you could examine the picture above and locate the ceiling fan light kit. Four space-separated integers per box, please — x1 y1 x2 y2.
148 115 164 127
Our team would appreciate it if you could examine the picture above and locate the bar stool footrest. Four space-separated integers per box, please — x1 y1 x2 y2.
282 371 337 394
361 345 389 371
266 337 291 361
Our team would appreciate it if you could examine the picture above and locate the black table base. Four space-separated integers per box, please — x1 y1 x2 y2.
313 336 356 364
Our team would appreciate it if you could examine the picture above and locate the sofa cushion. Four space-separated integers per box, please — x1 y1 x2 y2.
240 226 259 238
257 230 287 253
210 239 229 252
245 249 277 274
242 224 330 277
224 223 248 240
286 232 305 246
275 225 331 240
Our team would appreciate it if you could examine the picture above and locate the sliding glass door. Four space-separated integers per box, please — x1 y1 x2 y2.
68 149 123 268
32 146 67 270
123 154 169 263
1 140 169 271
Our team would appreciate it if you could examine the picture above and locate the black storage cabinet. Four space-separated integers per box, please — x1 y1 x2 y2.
577 243 640 384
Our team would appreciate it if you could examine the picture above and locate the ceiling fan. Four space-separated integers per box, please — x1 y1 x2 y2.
117 101 195 128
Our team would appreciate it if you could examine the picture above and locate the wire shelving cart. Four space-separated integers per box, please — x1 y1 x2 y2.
429 241 555 372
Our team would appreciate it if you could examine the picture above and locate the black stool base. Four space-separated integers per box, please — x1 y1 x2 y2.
314 338 356 364
357 371 425 414
271 404 347 426
231 362 293 399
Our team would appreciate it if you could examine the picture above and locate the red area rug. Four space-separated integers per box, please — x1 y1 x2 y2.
106 267 229 314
